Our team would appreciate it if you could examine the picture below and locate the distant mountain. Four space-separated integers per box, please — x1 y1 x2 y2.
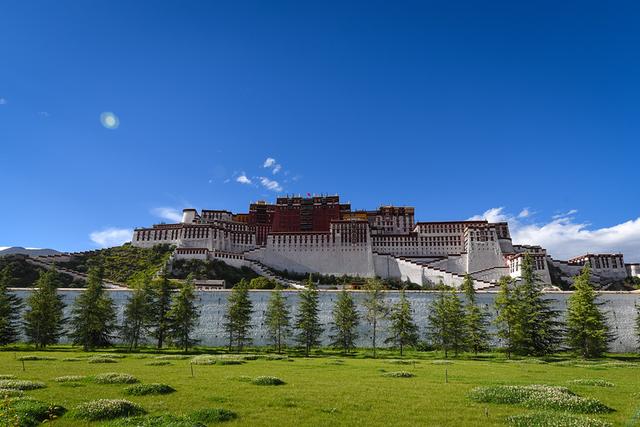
0 246 61 257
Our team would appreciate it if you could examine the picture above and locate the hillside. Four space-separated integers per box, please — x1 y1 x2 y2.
170 258 258 285
0 246 61 257
0 255 83 287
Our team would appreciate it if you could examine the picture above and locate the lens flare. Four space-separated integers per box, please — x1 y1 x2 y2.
100 112 120 129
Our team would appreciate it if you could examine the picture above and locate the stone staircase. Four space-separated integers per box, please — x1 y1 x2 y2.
245 259 305 289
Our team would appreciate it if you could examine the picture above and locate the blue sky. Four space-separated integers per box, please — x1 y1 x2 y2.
1 1 639 261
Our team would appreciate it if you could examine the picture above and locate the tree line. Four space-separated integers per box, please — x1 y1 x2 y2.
0 254 639 358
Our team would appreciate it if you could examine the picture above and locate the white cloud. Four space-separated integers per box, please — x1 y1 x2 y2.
236 174 252 185
470 207 640 262
100 111 119 129
263 157 276 168
518 208 531 218
38 111 50 118
151 207 183 222
259 177 283 192
90 228 132 248
272 164 282 174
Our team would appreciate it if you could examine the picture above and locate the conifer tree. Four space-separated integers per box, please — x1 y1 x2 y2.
0 266 23 345
566 265 612 358
385 289 419 356
264 288 291 353
494 276 518 359
513 253 563 356
149 272 173 349
224 279 253 352
330 289 360 354
635 303 640 353
69 267 117 351
121 280 152 351
427 286 466 358
168 274 200 352
461 275 491 355
363 278 388 358
23 270 66 349
294 278 323 357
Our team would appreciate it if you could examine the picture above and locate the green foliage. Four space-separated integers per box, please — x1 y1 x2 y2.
427 286 466 358
16 355 55 361
168 275 200 352
224 279 253 351
23 270 66 349
635 302 640 352
248 277 278 289
461 275 491 355
251 376 285 385
0 267 23 345
71 399 146 420
495 276 518 358
567 379 614 387
188 408 237 423
0 389 23 397
53 375 87 383
170 258 257 285
381 371 415 378
507 412 612 427
294 278 323 356
264 289 291 353
362 278 388 358
145 360 172 366
88 356 118 363
91 373 139 384
0 380 45 390
330 289 360 353
567 265 612 358
468 384 613 413
384 289 419 356
121 280 153 351
105 408 237 426
6 397 66 427
123 383 175 396
58 243 173 285
148 273 174 349
69 267 117 351
0 255 80 288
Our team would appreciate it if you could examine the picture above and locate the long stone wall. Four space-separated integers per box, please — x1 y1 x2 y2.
10 289 640 353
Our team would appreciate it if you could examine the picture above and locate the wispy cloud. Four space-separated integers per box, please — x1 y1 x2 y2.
89 228 132 248
38 111 50 118
0 98 6 105
259 177 283 192
263 157 282 174
518 208 531 218
236 174 252 185
151 207 183 222
470 207 640 262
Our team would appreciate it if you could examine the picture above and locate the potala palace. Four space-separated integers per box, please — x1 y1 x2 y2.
132 195 640 289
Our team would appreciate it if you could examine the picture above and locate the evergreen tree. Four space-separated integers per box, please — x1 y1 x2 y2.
385 289 419 356
23 270 65 349
427 286 466 358
330 289 360 353
223 279 253 352
513 253 563 356
363 278 388 358
494 276 518 359
461 275 491 355
168 274 200 352
0 266 23 345
121 280 152 351
566 265 612 358
294 278 323 357
264 289 291 353
148 272 173 349
69 268 117 351
636 303 640 353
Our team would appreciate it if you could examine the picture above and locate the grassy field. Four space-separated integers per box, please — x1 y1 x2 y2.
1 349 639 426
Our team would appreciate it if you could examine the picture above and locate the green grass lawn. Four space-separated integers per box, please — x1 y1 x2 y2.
1 349 639 426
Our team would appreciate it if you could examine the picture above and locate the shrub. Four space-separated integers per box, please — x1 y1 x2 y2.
154 355 191 360
507 411 612 427
0 380 46 390
0 375 16 380
189 408 237 423
9 397 66 426
71 399 146 421
124 383 176 396
0 389 24 397
382 371 415 378
468 385 613 413
190 355 218 365
54 375 87 383
94 353 126 359
63 357 83 362
91 373 139 384
88 356 119 364
16 355 55 361
217 359 244 365
567 379 615 387
251 376 285 386
145 361 172 366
